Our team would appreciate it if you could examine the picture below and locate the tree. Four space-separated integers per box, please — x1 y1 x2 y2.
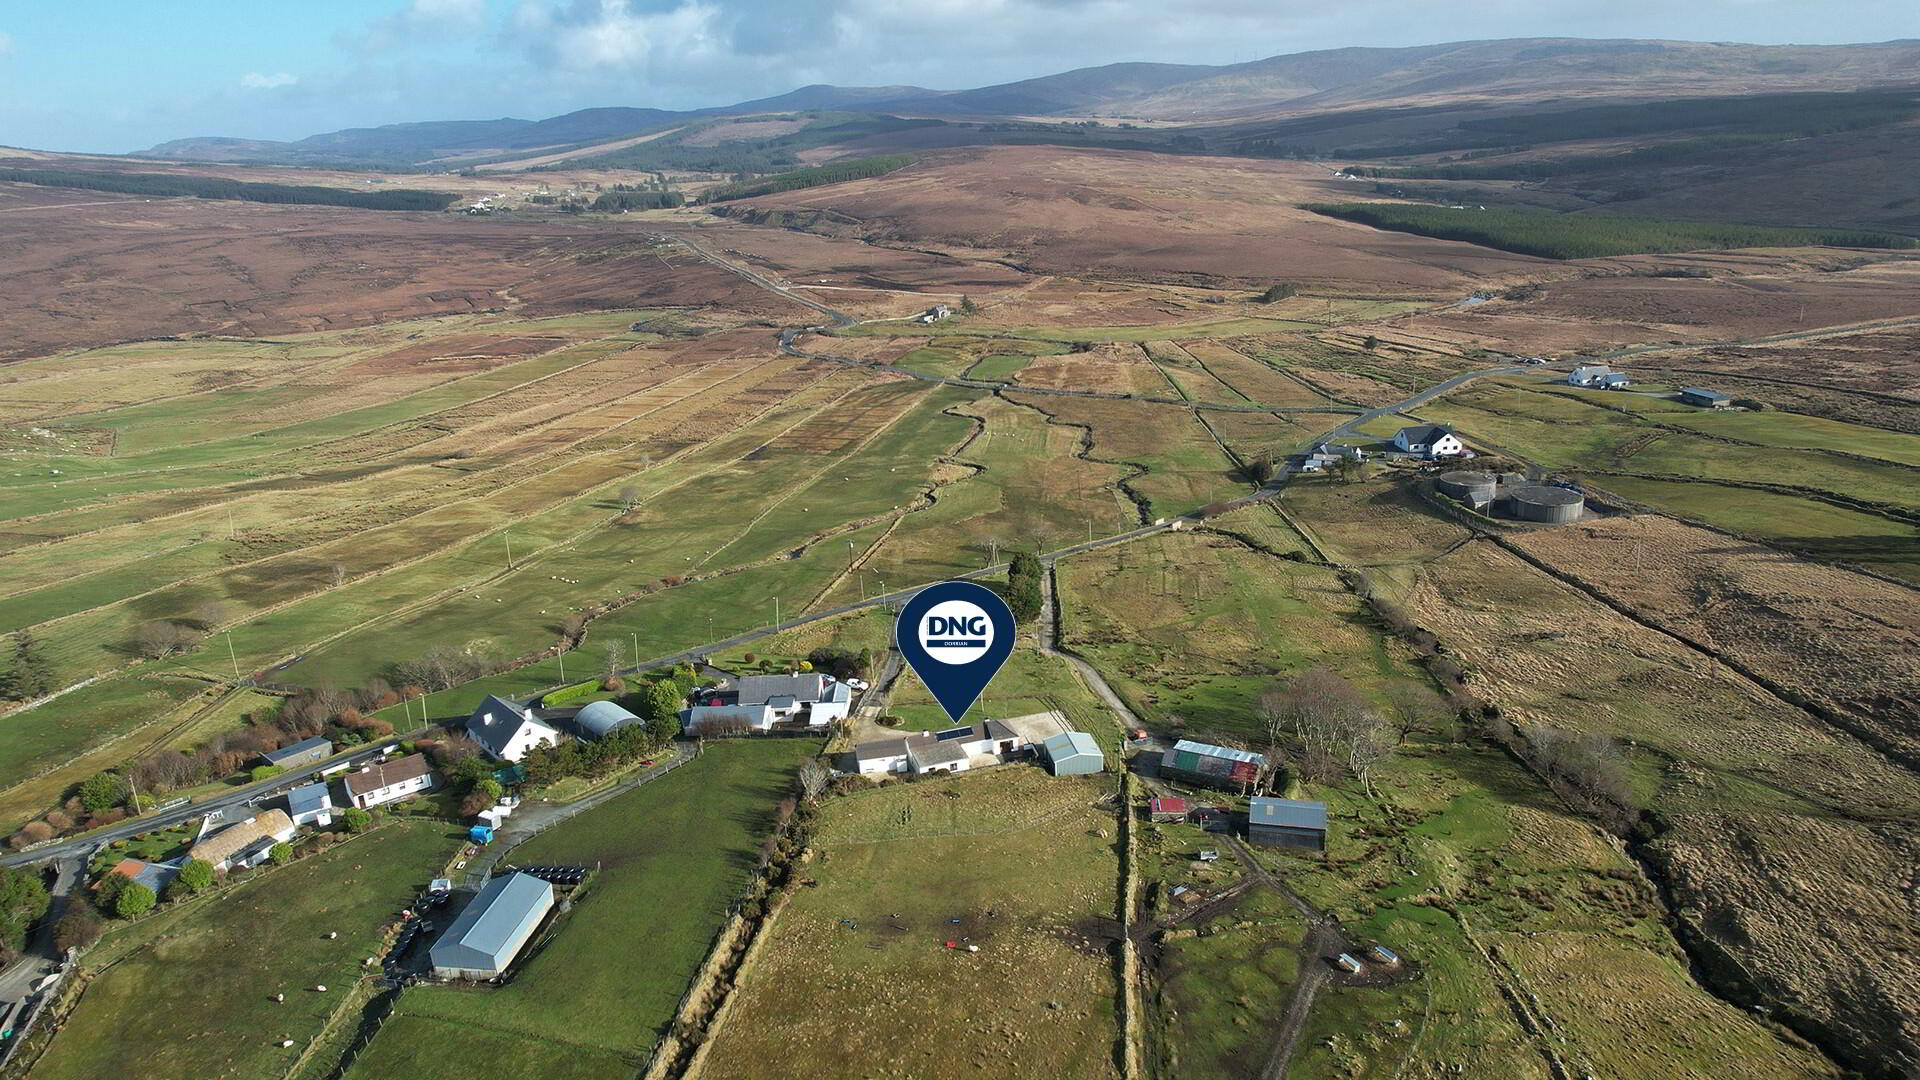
603 641 624 680
959 294 979 315
172 858 215 897
132 619 203 659
113 881 156 919
341 807 372 833
618 484 641 512
269 842 293 865
5 629 56 701
77 771 127 813
1259 669 1381 785
1243 456 1275 484
1385 680 1452 731
798 759 832 803
1257 283 1298 304
644 680 684 740
1006 551 1044 624
53 902 103 953
1362 335 1380 351
329 562 347 589
0 867 48 949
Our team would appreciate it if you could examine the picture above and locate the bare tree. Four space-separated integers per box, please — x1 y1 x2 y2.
1385 680 1451 731
618 484 641 512
797 759 832 802
330 562 348 589
132 620 204 659
1260 668 1395 789
603 640 624 680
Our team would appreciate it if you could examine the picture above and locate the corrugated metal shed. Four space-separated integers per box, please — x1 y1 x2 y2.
430 872 555 978
1170 739 1265 766
1249 798 1328 831
1042 731 1104 775
575 700 640 739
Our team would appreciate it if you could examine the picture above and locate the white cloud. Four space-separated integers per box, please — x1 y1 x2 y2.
240 71 298 90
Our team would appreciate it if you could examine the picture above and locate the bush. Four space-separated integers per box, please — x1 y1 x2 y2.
172 858 215 897
341 807 372 833
249 764 284 784
1256 283 1298 303
542 680 604 708
269 842 293 865
113 881 156 919
54 903 103 953
77 771 128 813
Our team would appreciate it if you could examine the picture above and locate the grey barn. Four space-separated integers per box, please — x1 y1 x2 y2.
430 872 556 980
1247 797 1329 851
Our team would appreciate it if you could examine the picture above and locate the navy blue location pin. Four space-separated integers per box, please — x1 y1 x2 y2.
896 580 1015 724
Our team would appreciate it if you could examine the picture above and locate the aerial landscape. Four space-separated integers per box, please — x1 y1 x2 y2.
0 3 1916 1078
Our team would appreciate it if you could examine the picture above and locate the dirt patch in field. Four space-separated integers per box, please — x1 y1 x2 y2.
1639 326 1920 403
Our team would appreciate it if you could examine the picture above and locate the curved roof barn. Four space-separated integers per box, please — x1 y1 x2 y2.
575 699 641 739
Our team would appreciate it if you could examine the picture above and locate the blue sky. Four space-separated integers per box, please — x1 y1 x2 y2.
3 0 1917 153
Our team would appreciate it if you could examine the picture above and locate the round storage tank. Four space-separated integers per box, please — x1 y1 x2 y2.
1508 485 1585 524
1435 469 1496 503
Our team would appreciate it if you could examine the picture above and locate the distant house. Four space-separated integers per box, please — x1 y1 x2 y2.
342 753 435 810
98 858 181 897
1160 740 1265 790
430 872 555 981
1148 797 1189 823
1679 387 1732 408
1298 442 1365 473
918 304 953 323
1597 372 1632 390
285 781 334 828
1391 425 1464 459
685 673 852 733
573 700 641 740
1567 365 1613 387
1247 797 1328 851
189 809 295 872
261 736 332 771
467 695 566 762
852 720 1028 776
1041 731 1104 776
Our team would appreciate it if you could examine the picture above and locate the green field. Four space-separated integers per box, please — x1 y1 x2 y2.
344 1014 634 1080
699 768 1124 1080
33 823 461 1080
367 740 816 1063
1058 524 1411 741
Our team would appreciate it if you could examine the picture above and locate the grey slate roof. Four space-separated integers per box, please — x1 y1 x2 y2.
1249 797 1329 832
910 740 970 767
853 733 928 762
286 782 332 818
1681 387 1731 402
263 735 332 765
467 695 556 758
1395 424 1453 445
342 753 432 799
430 872 555 975
731 673 832 706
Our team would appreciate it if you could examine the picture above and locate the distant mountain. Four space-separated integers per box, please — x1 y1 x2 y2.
133 37 1920 168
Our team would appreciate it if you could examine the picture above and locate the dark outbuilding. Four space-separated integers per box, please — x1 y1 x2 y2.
1247 796 1329 851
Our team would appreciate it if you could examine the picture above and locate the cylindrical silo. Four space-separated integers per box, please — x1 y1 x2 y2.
1508 485 1584 524
1436 469 1496 503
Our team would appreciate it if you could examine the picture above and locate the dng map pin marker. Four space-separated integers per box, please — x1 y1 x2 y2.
896 580 1015 724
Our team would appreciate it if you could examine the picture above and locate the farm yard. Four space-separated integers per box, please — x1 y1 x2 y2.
697 768 1126 1080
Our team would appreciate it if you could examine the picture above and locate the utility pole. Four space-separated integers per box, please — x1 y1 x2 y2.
505 531 514 571
988 539 999 568
631 632 640 671
226 632 242 683
558 652 567 684
773 596 781 633
227 507 237 540
128 776 142 816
